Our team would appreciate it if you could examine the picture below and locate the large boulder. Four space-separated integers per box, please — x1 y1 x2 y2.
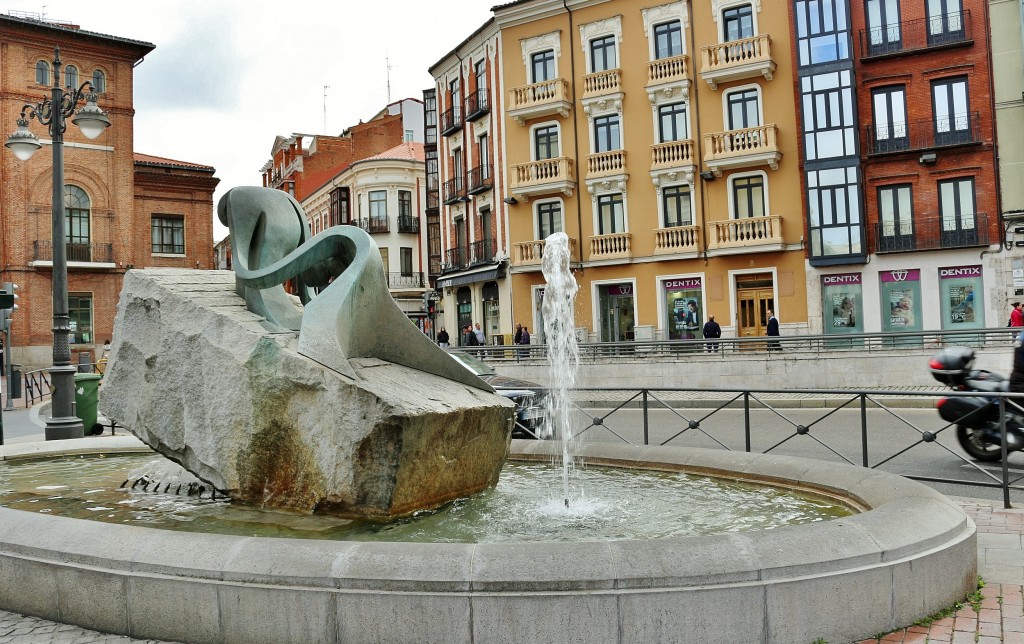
101 269 514 517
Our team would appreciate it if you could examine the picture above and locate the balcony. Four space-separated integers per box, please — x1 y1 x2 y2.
440 105 463 137
32 240 114 268
589 232 632 261
509 157 575 201
873 213 989 253
859 11 973 60
465 90 490 122
646 54 691 102
443 176 467 205
507 78 571 125
586 150 626 180
360 217 389 234
443 247 468 272
386 272 425 289
707 215 783 254
700 34 776 90
864 113 982 156
513 237 578 268
397 215 420 234
654 225 701 256
581 69 623 115
650 139 696 185
470 239 497 266
467 164 493 195
703 124 781 176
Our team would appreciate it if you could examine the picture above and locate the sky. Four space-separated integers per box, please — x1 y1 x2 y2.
6 0 496 241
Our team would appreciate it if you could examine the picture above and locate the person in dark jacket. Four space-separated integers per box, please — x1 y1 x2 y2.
702 315 722 353
766 309 781 352
437 327 450 349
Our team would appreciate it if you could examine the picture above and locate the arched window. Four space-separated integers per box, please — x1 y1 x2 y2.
35 60 50 85
64 185 91 261
64 65 78 89
91 69 106 93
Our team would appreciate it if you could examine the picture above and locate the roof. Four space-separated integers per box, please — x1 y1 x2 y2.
0 13 155 57
134 153 215 173
360 142 425 163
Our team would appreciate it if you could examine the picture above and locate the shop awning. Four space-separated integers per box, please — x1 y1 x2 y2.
437 266 503 289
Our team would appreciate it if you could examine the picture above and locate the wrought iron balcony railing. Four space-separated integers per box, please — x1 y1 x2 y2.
873 212 989 253
470 239 497 265
467 164 493 195
864 112 982 155
859 11 973 59
440 104 463 137
443 176 467 205
385 272 425 289
34 240 113 264
397 215 420 234
465 90 490 122
359 217 389 234
443 247 468 272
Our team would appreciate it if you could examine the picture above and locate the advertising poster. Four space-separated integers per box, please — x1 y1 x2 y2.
663 277 703 340
821 273 863 334
879 269 922 335
939 265 984 331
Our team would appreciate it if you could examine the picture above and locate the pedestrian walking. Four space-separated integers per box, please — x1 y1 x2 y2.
474 322 485 346
766 309 781 352
437 327 450 349
702 315 721 353
1011 302 1024 327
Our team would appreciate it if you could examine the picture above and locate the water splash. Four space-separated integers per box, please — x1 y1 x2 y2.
541 232 580 507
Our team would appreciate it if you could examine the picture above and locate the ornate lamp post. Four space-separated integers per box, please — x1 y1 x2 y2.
4 47 111 440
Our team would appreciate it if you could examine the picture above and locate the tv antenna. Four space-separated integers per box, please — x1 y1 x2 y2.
323 85 330 133
386 57 392 103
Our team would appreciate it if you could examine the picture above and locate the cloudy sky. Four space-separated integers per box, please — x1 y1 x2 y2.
7 0 495 240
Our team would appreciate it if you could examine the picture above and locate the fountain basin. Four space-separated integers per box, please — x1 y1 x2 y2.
0 437 976 644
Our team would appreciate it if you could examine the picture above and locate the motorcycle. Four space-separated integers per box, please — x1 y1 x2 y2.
929 346 1024 461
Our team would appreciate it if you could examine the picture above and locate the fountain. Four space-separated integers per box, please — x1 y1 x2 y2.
0 189 977 643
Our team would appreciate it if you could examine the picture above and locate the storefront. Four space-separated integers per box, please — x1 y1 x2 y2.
879 269 923 334
939 265 984 330
662 277 704 340
821 273 863 335
597 283 635 342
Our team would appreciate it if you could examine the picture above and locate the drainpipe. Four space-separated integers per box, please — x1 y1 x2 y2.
563 0 584 268
686 0 710 264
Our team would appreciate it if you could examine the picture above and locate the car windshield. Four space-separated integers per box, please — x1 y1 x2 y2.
447 350 496 376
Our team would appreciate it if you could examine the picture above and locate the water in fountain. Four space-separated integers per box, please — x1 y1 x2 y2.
540 232 580 508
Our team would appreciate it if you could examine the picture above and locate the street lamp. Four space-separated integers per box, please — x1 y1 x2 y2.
3 47 111 440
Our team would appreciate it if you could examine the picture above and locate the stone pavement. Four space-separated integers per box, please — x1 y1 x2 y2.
0 498 1019 643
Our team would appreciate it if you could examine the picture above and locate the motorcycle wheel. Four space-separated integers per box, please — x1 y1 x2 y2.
956 424 1004 462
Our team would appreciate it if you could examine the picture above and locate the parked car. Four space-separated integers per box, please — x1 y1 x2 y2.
446 350 548 439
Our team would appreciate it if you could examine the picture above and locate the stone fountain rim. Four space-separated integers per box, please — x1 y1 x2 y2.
0 436 973 592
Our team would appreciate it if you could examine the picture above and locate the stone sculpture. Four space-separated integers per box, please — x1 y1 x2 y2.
101 187 514 517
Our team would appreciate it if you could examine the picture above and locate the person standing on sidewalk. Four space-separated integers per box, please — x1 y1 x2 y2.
702 315 721 353
1011 302 1024 327
766 309 781 352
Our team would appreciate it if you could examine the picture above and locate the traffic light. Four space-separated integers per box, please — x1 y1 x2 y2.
423 291 436 319
0 283 17 333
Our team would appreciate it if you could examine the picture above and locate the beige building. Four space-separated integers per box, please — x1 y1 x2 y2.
489 0 806 344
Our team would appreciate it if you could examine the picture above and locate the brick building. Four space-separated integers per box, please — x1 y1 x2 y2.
794 0 1002 335
0 14 218 369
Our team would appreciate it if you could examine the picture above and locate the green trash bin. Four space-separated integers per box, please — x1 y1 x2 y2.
74 372 103 435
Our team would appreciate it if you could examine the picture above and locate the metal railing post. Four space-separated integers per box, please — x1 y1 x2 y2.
642 389 649 445
1000 395 1011 509
860 393 869 468
744 391 751 452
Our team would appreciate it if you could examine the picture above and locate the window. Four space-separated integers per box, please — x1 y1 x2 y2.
722 4 754 41
927 0 964 45
531 49 555 82
380 247 389 272
151 215 185 254
932 76 970 145
91 69 106 93
938 177 977 246
534 125 559 160
590 35 617 72
398 190 412 218
404 130 414 142
871 86 908 153
475 59 487 95
877 184 914 251
593 114 621 153
793 0 848 64
727 88 760 130
369 190 387 218
732 175 765 219
449 77 461 105
64 65 78 89
453 148 464 185
35 60 49 85
653 20 683 59
400 247 413 276
807 167 862 258
658 103 688 142
597 193 624 234
538 201 563 238
64 185 91 261
329 186 350 225
68 294 93 345
663 185 692 227
866 0 902 54
802 71 857 159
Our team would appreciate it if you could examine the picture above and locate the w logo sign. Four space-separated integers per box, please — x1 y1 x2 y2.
890 270 909 281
